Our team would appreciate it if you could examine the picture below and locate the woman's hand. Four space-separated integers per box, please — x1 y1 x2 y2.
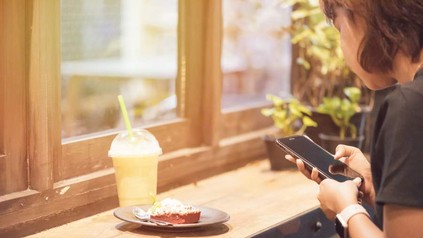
285 154 323 184
285 144 375 205
318 177 362 220
334 144 375 205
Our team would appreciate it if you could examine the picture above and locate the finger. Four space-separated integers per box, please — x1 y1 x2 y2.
284 154 296 163
334 144 359 158
334 144 358 160
352 177 362 187
296 158 304 170
296 159 312 179
334 145 346 160
358 191 364 199
310 167 322 184
338 157 347 163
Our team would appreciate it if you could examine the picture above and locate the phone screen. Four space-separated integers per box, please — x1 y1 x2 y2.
276 135 363 182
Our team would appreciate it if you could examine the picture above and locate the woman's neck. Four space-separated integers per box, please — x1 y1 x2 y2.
393 50 423 84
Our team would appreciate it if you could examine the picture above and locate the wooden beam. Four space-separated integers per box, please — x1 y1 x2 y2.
27 0 61 191
0 0 28 195
202 0 223 147
178 0 223 147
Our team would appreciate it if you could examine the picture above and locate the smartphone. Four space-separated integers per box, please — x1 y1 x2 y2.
276 135 363 182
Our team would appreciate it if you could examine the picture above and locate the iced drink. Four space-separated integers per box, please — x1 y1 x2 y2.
108 129 162 207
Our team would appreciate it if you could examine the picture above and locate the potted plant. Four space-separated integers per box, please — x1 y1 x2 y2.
281 0 370 107
316 86 369 153
279 0 374 148
261 94 317 170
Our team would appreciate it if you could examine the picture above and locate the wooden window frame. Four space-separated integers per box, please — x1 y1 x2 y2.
0 0 276 236
0 0 28 195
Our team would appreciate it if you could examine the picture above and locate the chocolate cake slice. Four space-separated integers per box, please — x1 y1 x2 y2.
148 198 201 224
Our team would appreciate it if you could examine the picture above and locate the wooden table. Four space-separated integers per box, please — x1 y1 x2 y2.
25 160 319 238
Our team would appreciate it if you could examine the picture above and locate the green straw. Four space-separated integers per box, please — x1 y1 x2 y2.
117 95 133 137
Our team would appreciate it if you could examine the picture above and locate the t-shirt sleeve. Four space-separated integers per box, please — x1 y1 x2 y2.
375 88 423 207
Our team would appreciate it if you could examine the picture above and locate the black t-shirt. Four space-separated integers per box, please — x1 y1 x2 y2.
371 69 423 228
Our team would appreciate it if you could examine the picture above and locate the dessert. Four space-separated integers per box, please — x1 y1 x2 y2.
147 198 201 224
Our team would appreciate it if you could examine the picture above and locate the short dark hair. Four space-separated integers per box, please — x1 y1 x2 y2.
322 0 423 73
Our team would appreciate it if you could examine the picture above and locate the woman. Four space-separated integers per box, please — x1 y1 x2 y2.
286 0 423 237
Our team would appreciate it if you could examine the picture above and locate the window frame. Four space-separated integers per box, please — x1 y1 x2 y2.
0 0 28 195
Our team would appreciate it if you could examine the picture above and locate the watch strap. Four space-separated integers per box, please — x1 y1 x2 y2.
335 204 369 238
339 204 370 226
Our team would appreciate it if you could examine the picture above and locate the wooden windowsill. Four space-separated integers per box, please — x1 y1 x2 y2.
25 160 319 238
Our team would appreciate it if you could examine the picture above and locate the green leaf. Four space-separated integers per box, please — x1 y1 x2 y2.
291 8 321 20
262 93 318 135
289 104 302 117
266 94 285 107
291 28 313 44
344 87 361 103
296 57 311 70
261 108 274 117
274 110 288 120
316 86 363 137
297 104 312 115
303 116 317 127
280 0 308 7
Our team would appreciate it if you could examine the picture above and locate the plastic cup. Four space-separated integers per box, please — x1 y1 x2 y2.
108 129 162 207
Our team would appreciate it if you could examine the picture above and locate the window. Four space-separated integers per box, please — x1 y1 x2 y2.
219 0 292 140
221 0 292 109
59 0 186 181
61 0 178 138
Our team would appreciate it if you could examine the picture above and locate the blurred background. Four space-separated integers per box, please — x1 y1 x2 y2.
60 0 292 139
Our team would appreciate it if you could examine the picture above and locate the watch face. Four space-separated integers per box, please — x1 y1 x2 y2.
335 217 347 238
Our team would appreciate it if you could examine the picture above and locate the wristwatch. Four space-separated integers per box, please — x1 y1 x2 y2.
335 204 369 238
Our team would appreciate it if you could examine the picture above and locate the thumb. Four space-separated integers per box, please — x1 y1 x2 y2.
334 145 345 160
352 177 362 188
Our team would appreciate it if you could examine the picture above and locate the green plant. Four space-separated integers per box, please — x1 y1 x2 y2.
281 0 365 107
261 94 317 136
316 86 362 139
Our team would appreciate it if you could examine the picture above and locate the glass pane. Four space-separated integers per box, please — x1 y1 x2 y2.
222 0 292 108
61 0 178 139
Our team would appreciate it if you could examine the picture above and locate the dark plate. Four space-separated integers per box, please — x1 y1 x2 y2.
114 205 230 229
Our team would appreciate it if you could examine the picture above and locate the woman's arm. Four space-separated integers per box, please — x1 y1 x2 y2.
347 205 423 238
348 213 383 238
317 179 381 237
383 205 423 238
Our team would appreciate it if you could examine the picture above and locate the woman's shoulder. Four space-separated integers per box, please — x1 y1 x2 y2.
386 77 423 109
380 79 423 127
